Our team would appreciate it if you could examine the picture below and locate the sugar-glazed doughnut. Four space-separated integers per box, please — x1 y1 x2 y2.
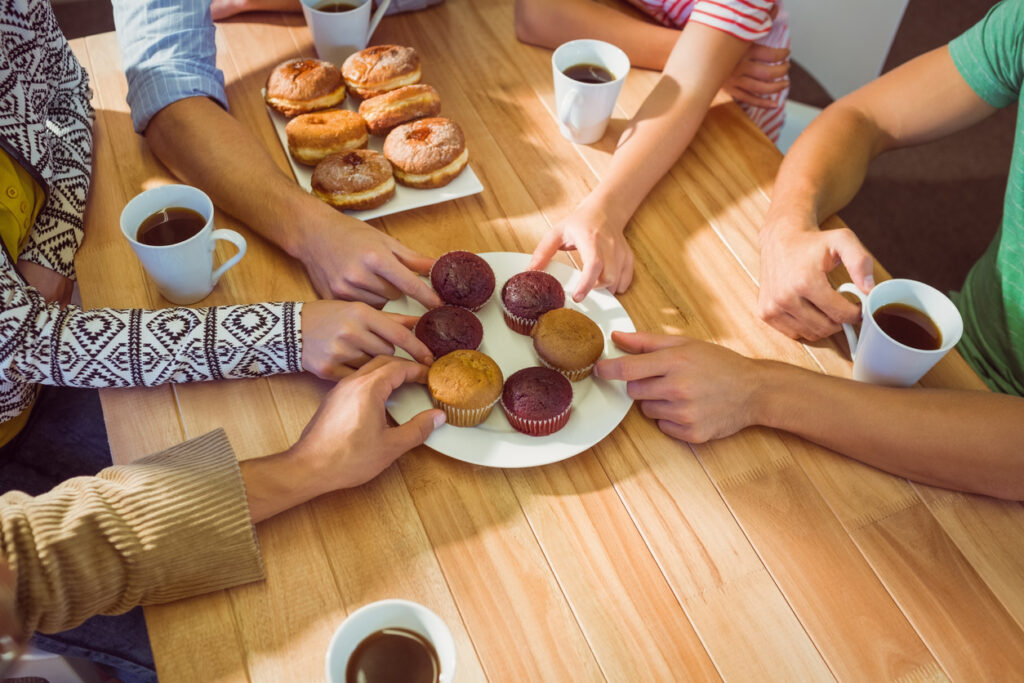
382 117 468 189
359 84 441 136
311 149 396 211
265 58 346 117
286 109 368 165
342 45 421 99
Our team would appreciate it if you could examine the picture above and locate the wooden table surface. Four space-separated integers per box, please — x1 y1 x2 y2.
70 1 1024 680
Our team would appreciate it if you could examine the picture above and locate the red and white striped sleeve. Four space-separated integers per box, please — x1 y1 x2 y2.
690 0 775 42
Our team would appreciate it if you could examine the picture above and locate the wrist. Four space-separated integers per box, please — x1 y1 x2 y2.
241 447 326 523
746 359 797 430
580 189 630 235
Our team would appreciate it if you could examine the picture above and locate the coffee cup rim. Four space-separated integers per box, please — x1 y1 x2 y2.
861 278 963 354
120 184 213 249
325 599 455 683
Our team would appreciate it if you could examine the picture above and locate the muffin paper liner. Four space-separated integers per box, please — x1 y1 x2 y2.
430 395 500 427
538 356 594 382
499 297 537 335
501 400 572 436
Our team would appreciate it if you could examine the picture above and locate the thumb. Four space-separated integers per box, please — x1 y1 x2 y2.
387 408 445 453
831 229 875 293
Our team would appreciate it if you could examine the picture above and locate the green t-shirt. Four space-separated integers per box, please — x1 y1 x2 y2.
949 0 1024 396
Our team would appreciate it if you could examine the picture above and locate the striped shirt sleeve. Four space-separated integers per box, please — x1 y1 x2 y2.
111 0 229 133
691 0 775 42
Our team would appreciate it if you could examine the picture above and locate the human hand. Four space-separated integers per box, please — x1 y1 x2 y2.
723 44 790 109
15 261 73 307
758 217 875 340
295 212 442 310
529 196 634 302
288 356 444 493
595 331 764 443
300 300 433 380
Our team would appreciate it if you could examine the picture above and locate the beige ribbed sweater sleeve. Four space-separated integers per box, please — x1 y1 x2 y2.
0 429 265 634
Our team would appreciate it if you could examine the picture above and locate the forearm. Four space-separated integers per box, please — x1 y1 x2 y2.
754 362 1024 499
145 96 357 259
588 24 749 231
514 0 678 70
763 104 883 236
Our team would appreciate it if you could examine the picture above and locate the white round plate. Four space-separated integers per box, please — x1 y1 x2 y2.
385 252 635 468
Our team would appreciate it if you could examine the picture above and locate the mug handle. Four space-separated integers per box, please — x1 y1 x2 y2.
366 0 392 45
559 89 582 136
837 282 867 355
211 229 247 286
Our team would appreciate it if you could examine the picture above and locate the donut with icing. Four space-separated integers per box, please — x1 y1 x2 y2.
265 58 346 117
311 149 395 211
359 84 441 136
382 117 468 189
285 109 368 166
342 45 422 99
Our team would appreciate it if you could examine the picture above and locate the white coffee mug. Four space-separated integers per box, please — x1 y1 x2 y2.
552 39 630 144
301 0 392 65
120 185 247 305
325 599 455 683
838 279 963 387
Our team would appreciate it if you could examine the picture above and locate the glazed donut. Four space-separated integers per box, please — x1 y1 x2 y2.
358 84 441 136
382 117 468 189
311 149 396 211
265 58 346 117
285 109 368 166
342 45 421 99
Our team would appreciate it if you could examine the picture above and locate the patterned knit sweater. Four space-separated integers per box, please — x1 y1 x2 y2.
0 0 303 424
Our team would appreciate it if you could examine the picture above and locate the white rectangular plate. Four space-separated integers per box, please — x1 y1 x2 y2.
263 92 484 221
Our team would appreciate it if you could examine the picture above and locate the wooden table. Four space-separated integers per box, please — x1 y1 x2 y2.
70 2 1024 680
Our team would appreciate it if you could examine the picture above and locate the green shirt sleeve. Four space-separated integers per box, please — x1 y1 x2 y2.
949 0 1024 108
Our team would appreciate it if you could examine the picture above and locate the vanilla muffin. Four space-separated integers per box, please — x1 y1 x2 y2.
427 349 503 427
531 308 604 381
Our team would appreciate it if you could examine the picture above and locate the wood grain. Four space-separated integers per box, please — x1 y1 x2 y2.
71 1 1024 680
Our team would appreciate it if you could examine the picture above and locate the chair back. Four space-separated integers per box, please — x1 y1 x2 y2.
786 0 910 100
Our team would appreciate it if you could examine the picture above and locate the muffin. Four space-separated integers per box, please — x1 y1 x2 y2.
500 271 565 335
427 349 503 427
501 367 573 436
429 251 495 311
531 308 604 381
414 305 484 358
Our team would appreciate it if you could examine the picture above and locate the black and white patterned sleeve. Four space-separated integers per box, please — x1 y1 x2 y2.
18 40 94 279
0 262 303 422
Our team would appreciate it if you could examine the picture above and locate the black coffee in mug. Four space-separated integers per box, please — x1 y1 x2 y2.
563 62 615 84
346 628 439 683
872 303 942 350
137 207 206 247
316 0 359 11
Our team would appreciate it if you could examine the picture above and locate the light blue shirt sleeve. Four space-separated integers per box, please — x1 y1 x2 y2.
111 0 229 133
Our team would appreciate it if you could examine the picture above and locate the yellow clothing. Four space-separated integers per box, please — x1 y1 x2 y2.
0 149 44 262
0 150 44 447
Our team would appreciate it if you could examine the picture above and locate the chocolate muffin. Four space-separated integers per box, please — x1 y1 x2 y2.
501 367 573 436
532 308 604 381
427 349 503 427
414 305 484 358
500 271 565 335
429 251 495 311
